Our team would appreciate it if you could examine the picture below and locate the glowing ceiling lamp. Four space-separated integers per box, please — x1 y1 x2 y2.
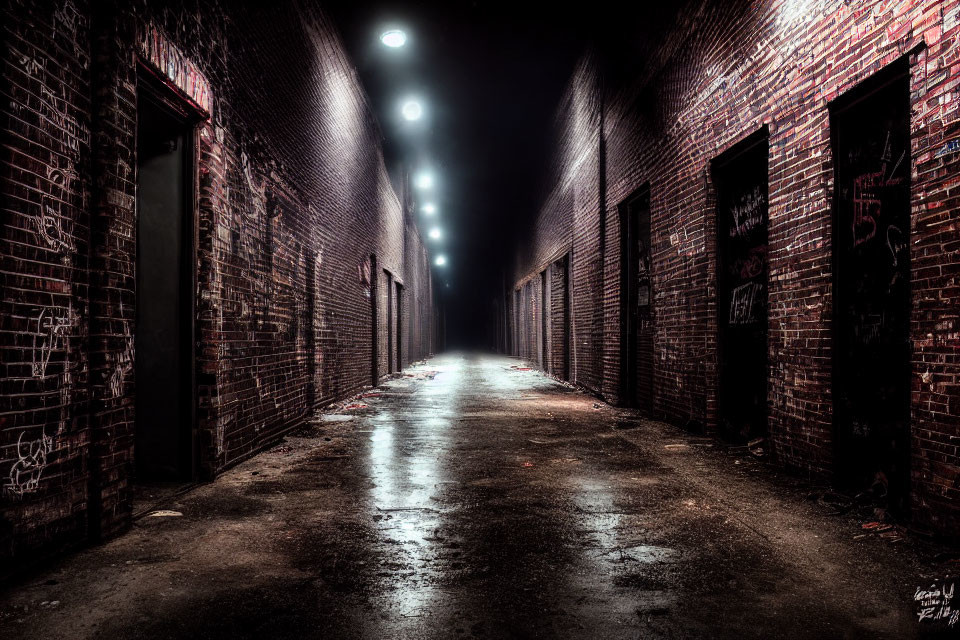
415 172 434 189
380 29 407 48
401 100 423 121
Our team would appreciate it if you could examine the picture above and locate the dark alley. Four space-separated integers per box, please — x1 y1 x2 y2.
0 354 942 638
3 0 960 637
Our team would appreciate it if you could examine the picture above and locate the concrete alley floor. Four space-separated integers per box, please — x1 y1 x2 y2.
0 353 955 639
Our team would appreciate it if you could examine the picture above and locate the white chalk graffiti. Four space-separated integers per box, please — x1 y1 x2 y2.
48 162 78 188
33 197 75 254
52 0 86 66
19 54 43 77
241 152 267 219
31 305 75 379
729 281 764 326
39 86 89 154
4 431 55 498
107 325 134 398
916 580 958 628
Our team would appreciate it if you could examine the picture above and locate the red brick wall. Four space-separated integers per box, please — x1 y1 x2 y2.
1 0 93 557
1 0 434 562
511 0 960 535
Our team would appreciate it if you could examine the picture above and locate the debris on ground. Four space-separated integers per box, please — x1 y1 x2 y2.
403 370 439 380
522 461 535 468
748 438 767 458
664 444 690 452
342 403 369 411
360 392 383 398
509 365 532 371
145 510 182 518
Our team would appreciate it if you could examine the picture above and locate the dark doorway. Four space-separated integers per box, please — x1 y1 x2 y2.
395 281 403 370
385 270 394 373
830 59 911 514
713 128 769 442
370 254 378 384
619 188 653 412
540 269 549 372
549 255 570 380
135 86 196 481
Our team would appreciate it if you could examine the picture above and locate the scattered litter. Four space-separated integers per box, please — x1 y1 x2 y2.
342 403 368 411
360 392 382 398
878 530 904 543
593 403 602 409
510 365 532 371
146 510 182 518
321 415 354 422
664 444 690 452
403 370 439 380
748 437 767 458
39 601 60 608
861 521 893 532
527 439 551 445
522 461 535 468
813 490 855 516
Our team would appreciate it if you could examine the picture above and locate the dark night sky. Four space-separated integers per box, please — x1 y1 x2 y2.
323 1 679 348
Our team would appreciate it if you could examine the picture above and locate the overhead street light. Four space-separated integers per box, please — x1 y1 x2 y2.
428 227 441 240
435 255 447 266
422 203 436 215
380 29 407 48
401 100 423 121
415 172 434 189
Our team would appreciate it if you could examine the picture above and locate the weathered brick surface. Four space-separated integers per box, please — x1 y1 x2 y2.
510 0 960 535
1 0 434 561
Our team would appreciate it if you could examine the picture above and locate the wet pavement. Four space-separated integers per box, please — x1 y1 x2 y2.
0 353 953 638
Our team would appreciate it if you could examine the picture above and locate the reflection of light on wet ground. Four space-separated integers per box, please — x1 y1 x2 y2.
367 358 464 622
569 475 676 619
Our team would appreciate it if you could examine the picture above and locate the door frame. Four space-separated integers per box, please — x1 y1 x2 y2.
370 253 379 384
828 55 913 510
711 125 770 441
618 185 651 407
135 64 204 480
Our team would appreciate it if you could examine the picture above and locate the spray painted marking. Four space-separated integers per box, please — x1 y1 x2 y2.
108 323 134 398
4 431 55 498
915 579 958 628
33 197 75 255
31 305 75 379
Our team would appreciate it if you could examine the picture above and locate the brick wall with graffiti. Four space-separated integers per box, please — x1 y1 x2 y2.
510 0 960 535
0 0 435 561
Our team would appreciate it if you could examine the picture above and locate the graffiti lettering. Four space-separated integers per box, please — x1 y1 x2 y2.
728 185 765 239
729 281 763 326
915 579 958 628
33 197 75 255
107 324 134 398
31 305 75 379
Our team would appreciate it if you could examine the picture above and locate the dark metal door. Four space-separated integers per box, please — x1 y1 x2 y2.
714 130 769 442
831 61 911 513
620 189 653 412
135 92 194 480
